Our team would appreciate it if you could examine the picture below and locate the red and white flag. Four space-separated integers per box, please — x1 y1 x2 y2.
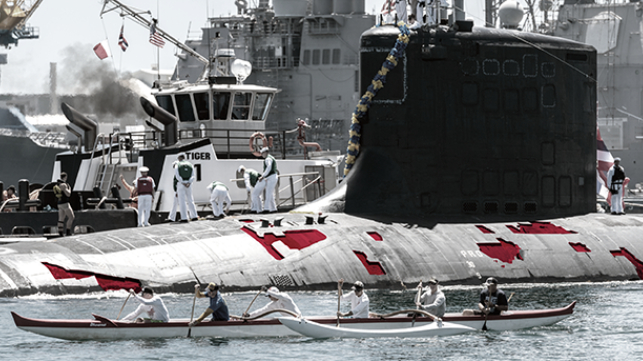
92 40 111 60
118 25 129 52
596 127 629 206
381 0 395 15
149 21 165 48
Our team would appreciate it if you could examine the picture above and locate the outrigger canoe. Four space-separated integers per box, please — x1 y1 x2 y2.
11 302 575 340
278 317 474 338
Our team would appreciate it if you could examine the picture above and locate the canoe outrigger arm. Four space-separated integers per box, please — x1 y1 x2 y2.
370 309 442 323
231 308 301 321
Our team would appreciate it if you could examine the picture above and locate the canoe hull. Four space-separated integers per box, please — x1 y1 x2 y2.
11 302 575 340
278 317 475 338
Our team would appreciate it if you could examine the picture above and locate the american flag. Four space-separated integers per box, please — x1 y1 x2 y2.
596 127 629 206
118 25 128 52
381 0 395 14
149 21 165 48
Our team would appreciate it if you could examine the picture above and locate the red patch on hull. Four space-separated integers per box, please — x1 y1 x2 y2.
42 262 141 292
611 248 643 280
241 227 327 260
477 238 523 264
367 232 383 241
353 251 386 275
507 222 576 234
476 225 495 234
569 242 591 253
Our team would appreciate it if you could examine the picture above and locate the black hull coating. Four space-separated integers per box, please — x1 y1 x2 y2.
347 26 596 220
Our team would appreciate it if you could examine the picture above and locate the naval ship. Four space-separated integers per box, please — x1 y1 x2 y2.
4 2 643 296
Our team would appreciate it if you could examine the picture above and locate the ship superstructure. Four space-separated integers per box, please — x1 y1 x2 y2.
175 0 375 154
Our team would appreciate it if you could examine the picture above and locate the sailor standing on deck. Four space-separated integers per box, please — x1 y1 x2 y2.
254 147 278 213
134 166 155 227
207 180 231 218
174 152 199 222
53 172 74 236
607 157 626 215
337 280 370 318
238 165 262 213
243 286 302 319
415 278 446 318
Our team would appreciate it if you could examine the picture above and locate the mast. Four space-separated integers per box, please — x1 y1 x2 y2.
100 0 211 80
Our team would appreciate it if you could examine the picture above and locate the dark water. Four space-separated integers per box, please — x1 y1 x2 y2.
1 282 641 360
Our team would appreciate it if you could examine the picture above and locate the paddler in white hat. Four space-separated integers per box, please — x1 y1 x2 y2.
243 286 302 319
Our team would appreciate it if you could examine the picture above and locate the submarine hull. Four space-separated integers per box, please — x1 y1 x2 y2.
0 212 641 296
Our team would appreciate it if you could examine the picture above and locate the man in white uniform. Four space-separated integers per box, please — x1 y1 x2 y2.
174 152 199 222
607 157 626 215
238 165 262 213
338 280 370 319
123 287 170 323
207 181 231 218
134 166 155 227
415 278 446 317
243 286 302 319
254 147 279 212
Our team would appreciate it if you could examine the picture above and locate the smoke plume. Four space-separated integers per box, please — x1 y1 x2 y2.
57 43 147 123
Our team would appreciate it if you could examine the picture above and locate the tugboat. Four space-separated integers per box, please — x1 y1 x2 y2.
0 1 342 238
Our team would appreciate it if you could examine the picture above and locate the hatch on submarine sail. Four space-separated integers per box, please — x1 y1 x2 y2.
4 5 643 297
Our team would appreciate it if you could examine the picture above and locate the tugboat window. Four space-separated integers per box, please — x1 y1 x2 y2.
253 93 272 121
322 49 330 65
194 92 210 120
213 92 231 120
232 92 252 120
175 94 195 122
155 95 175 116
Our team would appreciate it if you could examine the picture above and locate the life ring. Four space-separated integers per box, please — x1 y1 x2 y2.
249 132 273 157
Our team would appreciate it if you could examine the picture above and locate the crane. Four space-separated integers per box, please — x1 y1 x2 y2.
0 0 44 48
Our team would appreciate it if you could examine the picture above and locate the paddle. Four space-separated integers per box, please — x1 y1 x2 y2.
243 286 266 318
412 280 422 327
187 267 201 338
336 279 342 328
482 291 513 331
116 293 131 320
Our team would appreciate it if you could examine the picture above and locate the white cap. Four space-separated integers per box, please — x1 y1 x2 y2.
614 157 621 162
177 152 187 159
265 286 280 298
139 166 149 173
238 165 246 173
260 147 270 153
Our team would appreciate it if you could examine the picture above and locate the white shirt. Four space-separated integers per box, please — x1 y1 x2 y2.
341 291 369 318
261 156 275 179
249 293 302 318
419 288 446 317
243 172 254 192
122 294 170 322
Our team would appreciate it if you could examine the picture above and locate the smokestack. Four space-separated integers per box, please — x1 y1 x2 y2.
61 102 98 151
139 97 178 147
50 63 58 114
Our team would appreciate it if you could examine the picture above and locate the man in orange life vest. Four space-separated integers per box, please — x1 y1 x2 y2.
134 166 155 227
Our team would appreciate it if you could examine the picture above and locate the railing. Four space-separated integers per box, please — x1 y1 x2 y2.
98 125 340 161
230 171 324 211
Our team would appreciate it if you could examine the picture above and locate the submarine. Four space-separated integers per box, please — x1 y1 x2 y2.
2 7 642 297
